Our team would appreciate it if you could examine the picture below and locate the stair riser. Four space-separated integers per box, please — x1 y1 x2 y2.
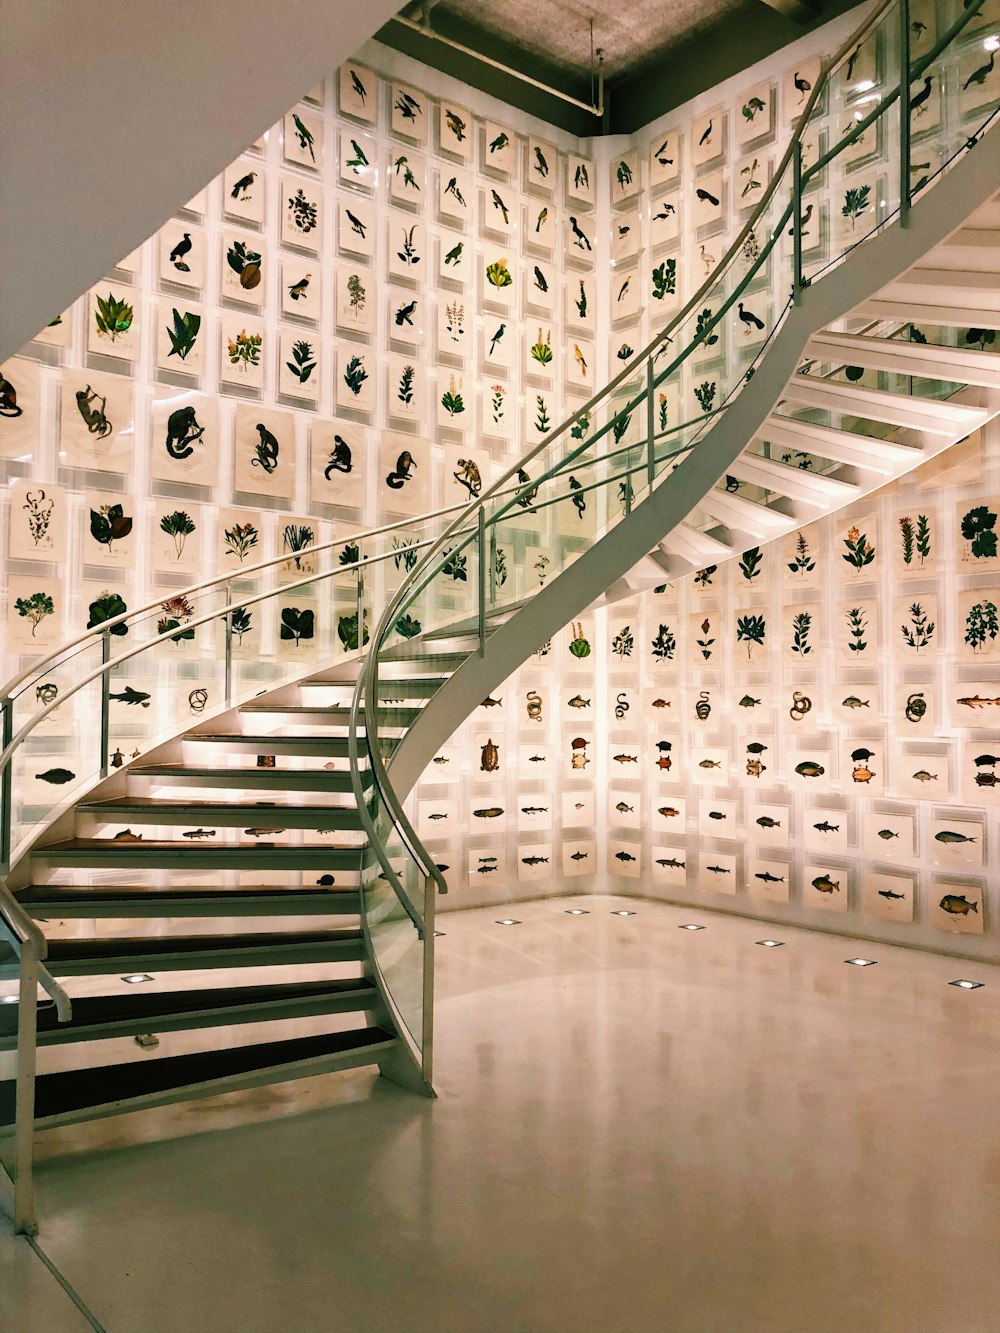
12 940 369 978
186 737 353 756
23 893 362 919
129 771 368 793
75 807 364 832
32 850 368 871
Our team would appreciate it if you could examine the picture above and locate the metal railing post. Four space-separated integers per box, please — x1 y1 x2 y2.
646 357 656 490
792 139 805 302
0 699 12 876
477 507 487 657
899 0 912 226
13 947 39 1235
223 584 233 710
422 872 435 1085
99 629 111 778
489 526 497 608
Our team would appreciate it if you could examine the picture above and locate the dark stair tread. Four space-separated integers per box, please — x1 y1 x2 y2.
0 1027 395 1126
1 979 375 1035
18 885 358 904
45 928 363 961
38 839 362 852
77 797 360 812
128 766 370 788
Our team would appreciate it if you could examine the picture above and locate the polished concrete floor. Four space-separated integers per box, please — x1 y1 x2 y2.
2 894 998 1333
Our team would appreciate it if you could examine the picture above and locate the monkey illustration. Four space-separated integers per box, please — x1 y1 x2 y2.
324 435 353 479
453 458 482 498
0 371 23 418
164 405 206 460
75 385 112 438
252 423 280 473
385 451 416 489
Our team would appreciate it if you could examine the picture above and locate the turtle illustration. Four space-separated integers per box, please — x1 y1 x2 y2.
480 738 500 773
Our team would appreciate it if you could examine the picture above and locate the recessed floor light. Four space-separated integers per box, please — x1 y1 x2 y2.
845 958 876 967
756 939 784 948
121 973 154 984
949 979 984 990
611 910 637 917
434 931 446 938
678 923 704 931
1 995 18 1005
496 919 521 927
565 908 589 916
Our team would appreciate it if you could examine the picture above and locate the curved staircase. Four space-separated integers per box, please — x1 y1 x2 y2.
2 0 998 1235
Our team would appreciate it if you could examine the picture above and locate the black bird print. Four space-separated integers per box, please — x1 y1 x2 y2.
698 119 713 147
910 20 927 39
845 43 862 81
350 69 367 104
168 233 192 267
738 302 765 335
653 139 674 164
443 176 467 207
653 204 675 221
569 216 592 250
491 189 509 225
445 110 467 141
489 324 506 355
794 70 812 101
395 90 421 121
910 74 933 114
787 202 814 236
346 210 367 239
394 300 417 326
963 48 996 90
535 207 548 233
533 266 548 293
230 171 257 200
534 145 549 177
617 277 631 303
288 274 311 301
696 187 720 207
489 131 509 154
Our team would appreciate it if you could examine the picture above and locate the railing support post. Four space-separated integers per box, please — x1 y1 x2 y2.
223 583 233 710
477 507 487 657
13 948 39 1236
0 699 12 877
646 357 656 491
792 139 805 303
422 872 435 1085
99 629 111 779
899 0 912 227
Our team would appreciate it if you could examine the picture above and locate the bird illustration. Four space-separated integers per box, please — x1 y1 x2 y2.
292 113 315 162
535 206 548 232
910 74 933 115
168 233 192 267
444 176 467 207
346 210 367 239
699 243 717 275
845 43 862 81
738 302 765 335
489 324 506 355
230 171 257 200
489 131 509 154
963 47 996 90
445 109 467 141
394 300 417 326
574 344 588 377
653 139 673 164
350 69 367 104
653 203 676 220
533 266 548 293
696 187 720 207
491 189 510 225
787 202 814 236
617 277 631 303
570 217 592 250
394 90 421 121
698 119 713 147
794 70 812 102
910 19 927 40
534 145 549 177
288 274 311 301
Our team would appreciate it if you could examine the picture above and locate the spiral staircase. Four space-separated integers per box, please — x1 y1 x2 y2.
2 0 999 1235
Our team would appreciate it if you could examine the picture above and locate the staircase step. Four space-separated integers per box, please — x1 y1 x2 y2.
77 797 364 831
852 297 1000 329
0 979 377 1048
729 452 859 507
659 523 735 567
781 377 987 434
32 840 368 872
894 266 1000 313
16 884 361 919
806 330 1000 387
0 1026 396 1132
924 226 1000 273
759 415 921 474
696 488 793 539
185 734 356 757
129 765 370 793
369 676 449 697
11 928 369 977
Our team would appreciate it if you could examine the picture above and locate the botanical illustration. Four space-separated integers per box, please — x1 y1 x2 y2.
842 524 875 572
166 308 201 362
900 602 935 652
651 623 676 662
14 590 55 637
964 600 999 652
90 501 133 556
226 240 263 293
959 504 998 561
736 613 766 660
160 510 196 560
93 290 134 344
898 513 931 566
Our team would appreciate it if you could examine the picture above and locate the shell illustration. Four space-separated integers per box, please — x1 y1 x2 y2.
480 738 500 773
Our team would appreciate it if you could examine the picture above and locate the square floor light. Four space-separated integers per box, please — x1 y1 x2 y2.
678 923 704 931
756 939 785 948
496 919 521 927
611 910 637 917
0 995 18 1005
121 973 154 984
949 979 984 990
565 909 589 916
845 958 877 967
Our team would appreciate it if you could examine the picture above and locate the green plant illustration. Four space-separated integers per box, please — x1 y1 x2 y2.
343 354 368 397
347 139 369 173
441 375 465 417
226 240 262 290
444 241 463 266
569 621 591 659
530 328 553 365
157 594 195 643
86 591 128 635
900 601 935 651
570 411 590 441
282 523 315 570
617 344 633 361
394 613 422 639
694 381 716 413
285 339 317 384
160 510 196 559
960 505 998 559
616 159 633 190
486 259 512 289
94 292 134 343
337 611 369 651
842 184 871 228
612 410 632 445
575 280 588 319
14 591 54 638
736 613 766 659
491 383 506 425
224 522 258 562
346 272 366 316
694 566 717 588
280 606 315 648
742 95 765 121
651 259 676 302
695 308 719 347
230 607 252 645
227 328 262 370
90 502 133 554
739 547 763 581
651 623 676 662
964 600 999 652
398 364 415 406
287 187 318 234
392 538 419 572
787 531 815 576
658 393 669 433
842 524 875 571
697 618 715 660
442 548 468 581
612 624 634 660
899 514 931 566
397 226 420 266
339 542 360 566
965 327 995 353
791 611 812 655
534 395 551 433
166 308 201 361
846 606 868 653
493 546 508 588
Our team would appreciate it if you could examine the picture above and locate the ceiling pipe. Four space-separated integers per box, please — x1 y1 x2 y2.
390 12 605 116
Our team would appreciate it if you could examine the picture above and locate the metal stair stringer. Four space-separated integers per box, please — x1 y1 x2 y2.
386 128 1000 798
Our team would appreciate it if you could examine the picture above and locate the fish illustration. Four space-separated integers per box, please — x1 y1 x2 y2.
569 851 589 861
912 770 937 782
956 695 1000 708
795 761 825 777
245 827 285 837
521 856 549 866
658 808 681 818
738 695 761 708
615 851 637 862
939 894 978 915
699 759 721 769
528 755 547 763
652 698 671 708
479 857 498 864
934 830 976 845
182 829 215 839
842 696 870 709
615 802 634 813
35 767 76 784
474 808 504 818
755 872 785 883
613 754 638 763
432 756 450 765
878 889 905 900
521 806 548 814
706 865 731 875
657 857 685 869
426 813 448 821
568 695 591 708
480 696 503 708
813 821 839 833
811 874 840 893
109 686 152 707
476 866 497 874
756 816 781 828
876 829 899 840
708 811 726 821
112 829 143 841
